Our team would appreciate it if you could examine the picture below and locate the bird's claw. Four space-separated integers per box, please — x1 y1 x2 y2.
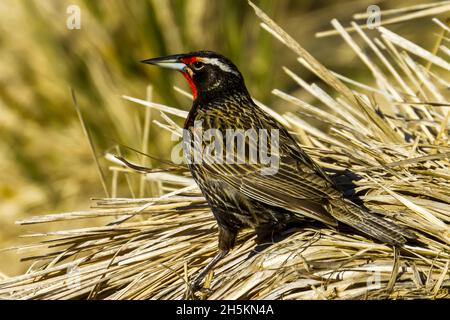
184 277 212 300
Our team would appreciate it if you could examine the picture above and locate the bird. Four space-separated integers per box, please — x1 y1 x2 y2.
141 50 414 291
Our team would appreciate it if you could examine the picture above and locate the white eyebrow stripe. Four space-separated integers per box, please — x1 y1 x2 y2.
198 57 239 76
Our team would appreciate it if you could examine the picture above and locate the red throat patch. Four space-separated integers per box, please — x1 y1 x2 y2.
180 57 198 100
180 71 198 100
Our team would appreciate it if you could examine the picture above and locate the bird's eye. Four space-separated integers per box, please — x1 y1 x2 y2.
192 61 204 70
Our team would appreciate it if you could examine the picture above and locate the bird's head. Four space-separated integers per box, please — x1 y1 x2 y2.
141 51 247 101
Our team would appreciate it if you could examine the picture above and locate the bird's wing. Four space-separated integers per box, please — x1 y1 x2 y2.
196 100 337 186
191 105 339 225
200 155 338 225
190 103 416 244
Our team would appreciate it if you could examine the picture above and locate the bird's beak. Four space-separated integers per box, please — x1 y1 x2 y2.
141 54 187 72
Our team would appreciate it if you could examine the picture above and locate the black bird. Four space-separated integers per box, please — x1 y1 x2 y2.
141 50 414 290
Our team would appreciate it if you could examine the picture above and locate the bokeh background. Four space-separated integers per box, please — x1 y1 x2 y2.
0 0 443 276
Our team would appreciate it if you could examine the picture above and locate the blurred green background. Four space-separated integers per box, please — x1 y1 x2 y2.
0 0 441 276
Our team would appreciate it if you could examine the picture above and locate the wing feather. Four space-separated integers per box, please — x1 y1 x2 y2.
190 100 339 225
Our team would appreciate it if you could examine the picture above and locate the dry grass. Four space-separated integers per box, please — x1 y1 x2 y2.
0 1 449 299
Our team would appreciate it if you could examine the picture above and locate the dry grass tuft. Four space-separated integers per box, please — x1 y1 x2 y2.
0 2 449 299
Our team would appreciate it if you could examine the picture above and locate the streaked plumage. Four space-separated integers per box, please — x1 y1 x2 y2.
142 50 414 290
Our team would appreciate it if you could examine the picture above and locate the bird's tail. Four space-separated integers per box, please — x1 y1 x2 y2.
328 198 415 246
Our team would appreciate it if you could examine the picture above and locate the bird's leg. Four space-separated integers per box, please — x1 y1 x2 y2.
191 249 228 291
188 226 236 296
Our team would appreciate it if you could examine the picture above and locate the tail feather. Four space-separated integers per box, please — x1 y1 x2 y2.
328 198 415 246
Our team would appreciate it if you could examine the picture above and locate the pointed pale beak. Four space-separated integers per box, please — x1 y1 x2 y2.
141 54 187 72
